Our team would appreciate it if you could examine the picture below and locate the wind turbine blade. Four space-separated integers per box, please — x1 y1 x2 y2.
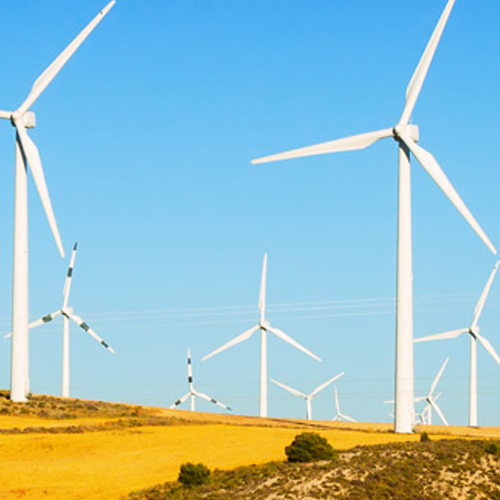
62 243 78 308
63 309 115 354
430 399 449 426
259 254 268 324
251 128 393 165
15 124 65 258
340 413 357 423
3 310 62 338
414 396 427 403
194 391 231 411
202 325 259 361
472 261 500 328
414 328 468 343
16 1 116 115
270 379 306 398
476 334 500 369
170 392 190 409
29 310 63 330
267 326 321 362
400 0 456 125
429 357 450 397
310 372 345 397
187 348 194 391
399 133 496 255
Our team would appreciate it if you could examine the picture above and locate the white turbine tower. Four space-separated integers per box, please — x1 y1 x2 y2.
415 261 500 427
272 372 344 421
252 0 496 433
203 254 321 417
170 349 231 412
4 243 115 397
332 385 357 423
415 357 450 426
0 2 116 402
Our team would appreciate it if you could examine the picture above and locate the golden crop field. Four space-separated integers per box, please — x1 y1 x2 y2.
1 402 500 500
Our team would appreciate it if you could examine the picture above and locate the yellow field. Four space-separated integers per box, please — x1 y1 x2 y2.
1 407 499 499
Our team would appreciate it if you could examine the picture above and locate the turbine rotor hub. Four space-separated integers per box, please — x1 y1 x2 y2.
61 307 73 318
469 326 480 338
392 123 420 142
259 321 270 330
10 111 36 129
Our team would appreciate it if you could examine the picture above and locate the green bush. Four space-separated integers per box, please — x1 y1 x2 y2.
285 432 337 463
178 462 211 487
420 432 431 442
485 443 499 455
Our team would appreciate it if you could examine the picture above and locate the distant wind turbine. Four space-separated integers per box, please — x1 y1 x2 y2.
415 262 500 427
170 349 231 412
415 358 450 426
417 393 442 426
332 385 357 423
0 2 116 402
252 0 496 433
5 243 115 398
272 372 344 421
203 254 321 417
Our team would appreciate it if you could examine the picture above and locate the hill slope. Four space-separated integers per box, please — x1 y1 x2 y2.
126 439 500 500
1 391 500 499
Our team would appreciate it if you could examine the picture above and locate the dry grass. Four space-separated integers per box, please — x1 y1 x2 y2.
0 423 429 499
0 393 498 499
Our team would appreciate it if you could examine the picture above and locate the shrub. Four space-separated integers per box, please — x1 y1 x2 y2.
178 462 211 487
420 432 431 442
485 443 499 455
285 432 337 463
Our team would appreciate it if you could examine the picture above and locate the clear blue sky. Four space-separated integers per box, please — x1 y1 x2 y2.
0 0 498 425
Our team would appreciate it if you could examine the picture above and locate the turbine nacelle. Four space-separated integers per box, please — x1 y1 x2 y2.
11 111 36 129
469 326 480 339
62 306 74 316
393 123 419 143
259 320 271 330
0 110 36 129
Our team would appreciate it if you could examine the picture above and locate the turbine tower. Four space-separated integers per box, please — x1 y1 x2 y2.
272 372 344 420
0 2 116 402
5 243 116 397
203 254 321 417
170 349 231 412
252 0 496 433
415 262 500 427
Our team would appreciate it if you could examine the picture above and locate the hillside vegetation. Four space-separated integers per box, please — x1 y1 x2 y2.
0 391 500 499
127 439 500 499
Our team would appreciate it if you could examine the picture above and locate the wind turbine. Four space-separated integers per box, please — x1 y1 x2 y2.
4 243 115 397
203 254 321 417
415 261 500 427
272 372 344 421
170 349 231 412
252 0 496 433
0 2 116 402
415 358 450 426
417 393 442 425
332 385 357 423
